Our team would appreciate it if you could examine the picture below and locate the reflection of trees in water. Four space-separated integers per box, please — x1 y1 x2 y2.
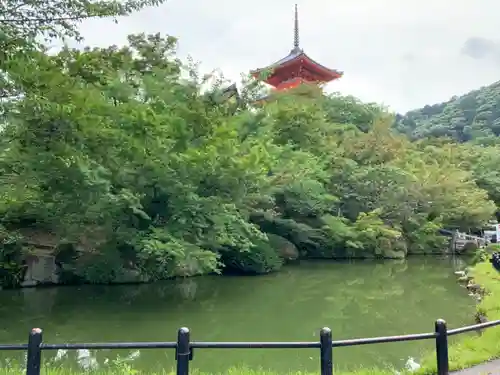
390 258 408 273
5 258 464 325
19 274 268 321
322 258 466 330
288 260 411 312
46 278 219 314
177 278 198 300
21 286 58 315
450 256 469 271
371 259 408 279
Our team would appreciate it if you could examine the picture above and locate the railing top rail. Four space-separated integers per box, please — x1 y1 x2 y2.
332 332 437 347
191 342 320 349
189 332 438 349
447 319 500 336
40 342 177 350
0 344 27 350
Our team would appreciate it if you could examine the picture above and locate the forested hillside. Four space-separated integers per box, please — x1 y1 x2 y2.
395 81 500 142
394 81 500 215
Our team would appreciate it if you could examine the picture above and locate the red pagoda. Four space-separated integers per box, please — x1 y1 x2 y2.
251 4 343 92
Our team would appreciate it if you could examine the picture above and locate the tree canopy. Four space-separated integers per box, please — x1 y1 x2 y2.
395 81 500 218
395 81 500 143
0 4 498 287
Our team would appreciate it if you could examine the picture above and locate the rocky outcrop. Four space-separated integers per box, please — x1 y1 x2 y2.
455 269 487 323
21 250 60 287
17 229 61 287
267 234 299 261
459 241 480 254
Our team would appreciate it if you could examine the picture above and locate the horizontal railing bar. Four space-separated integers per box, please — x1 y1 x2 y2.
0 344 27 350
40 342 177 350
1 319 499 352
332 332 437 347
39 332 437 351
448 319 500 336
191 342 320 349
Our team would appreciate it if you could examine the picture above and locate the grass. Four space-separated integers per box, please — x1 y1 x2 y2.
415 261 500 374
1 261 500 375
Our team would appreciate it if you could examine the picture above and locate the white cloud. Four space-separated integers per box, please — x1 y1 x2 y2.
76 0 500 112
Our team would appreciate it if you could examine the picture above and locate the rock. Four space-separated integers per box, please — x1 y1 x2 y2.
19 228 60 248
475 312 488 324
267 234 299 261
461 241 479 254
468 293 482 302
21 250 60 287
467 282 482 292
454 271 466 277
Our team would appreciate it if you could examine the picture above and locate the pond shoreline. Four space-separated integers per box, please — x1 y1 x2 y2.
12 253 462 290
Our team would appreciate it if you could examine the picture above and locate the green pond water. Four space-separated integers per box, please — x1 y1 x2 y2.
0 257 475 373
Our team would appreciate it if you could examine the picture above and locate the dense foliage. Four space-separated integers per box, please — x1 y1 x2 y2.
396 82 500 217
395 81 500 143
0 4 498 287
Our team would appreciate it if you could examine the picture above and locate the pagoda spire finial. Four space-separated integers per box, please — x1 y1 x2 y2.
293 4 300 52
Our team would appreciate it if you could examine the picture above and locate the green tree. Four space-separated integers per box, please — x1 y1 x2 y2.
0 28 498 286
395 81 500 142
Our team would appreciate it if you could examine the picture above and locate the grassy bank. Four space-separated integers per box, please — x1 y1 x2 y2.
416 260 500 374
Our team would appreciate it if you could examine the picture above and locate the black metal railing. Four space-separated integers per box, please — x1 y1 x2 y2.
3 318 500 375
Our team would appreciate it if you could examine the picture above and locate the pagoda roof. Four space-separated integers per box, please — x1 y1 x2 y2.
250 5 342 84
268 47 304 67
250 47 343 81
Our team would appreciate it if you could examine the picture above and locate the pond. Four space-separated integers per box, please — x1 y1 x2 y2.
0 257 474 373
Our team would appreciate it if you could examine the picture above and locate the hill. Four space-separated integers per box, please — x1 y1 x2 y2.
395 81 500 142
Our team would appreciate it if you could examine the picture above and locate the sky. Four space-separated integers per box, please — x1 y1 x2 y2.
75 0 500 113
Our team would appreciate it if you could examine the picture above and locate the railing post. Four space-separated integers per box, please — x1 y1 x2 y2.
26 328 42 375
176 327 191 375
435 319 449 375
319 327 333 375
